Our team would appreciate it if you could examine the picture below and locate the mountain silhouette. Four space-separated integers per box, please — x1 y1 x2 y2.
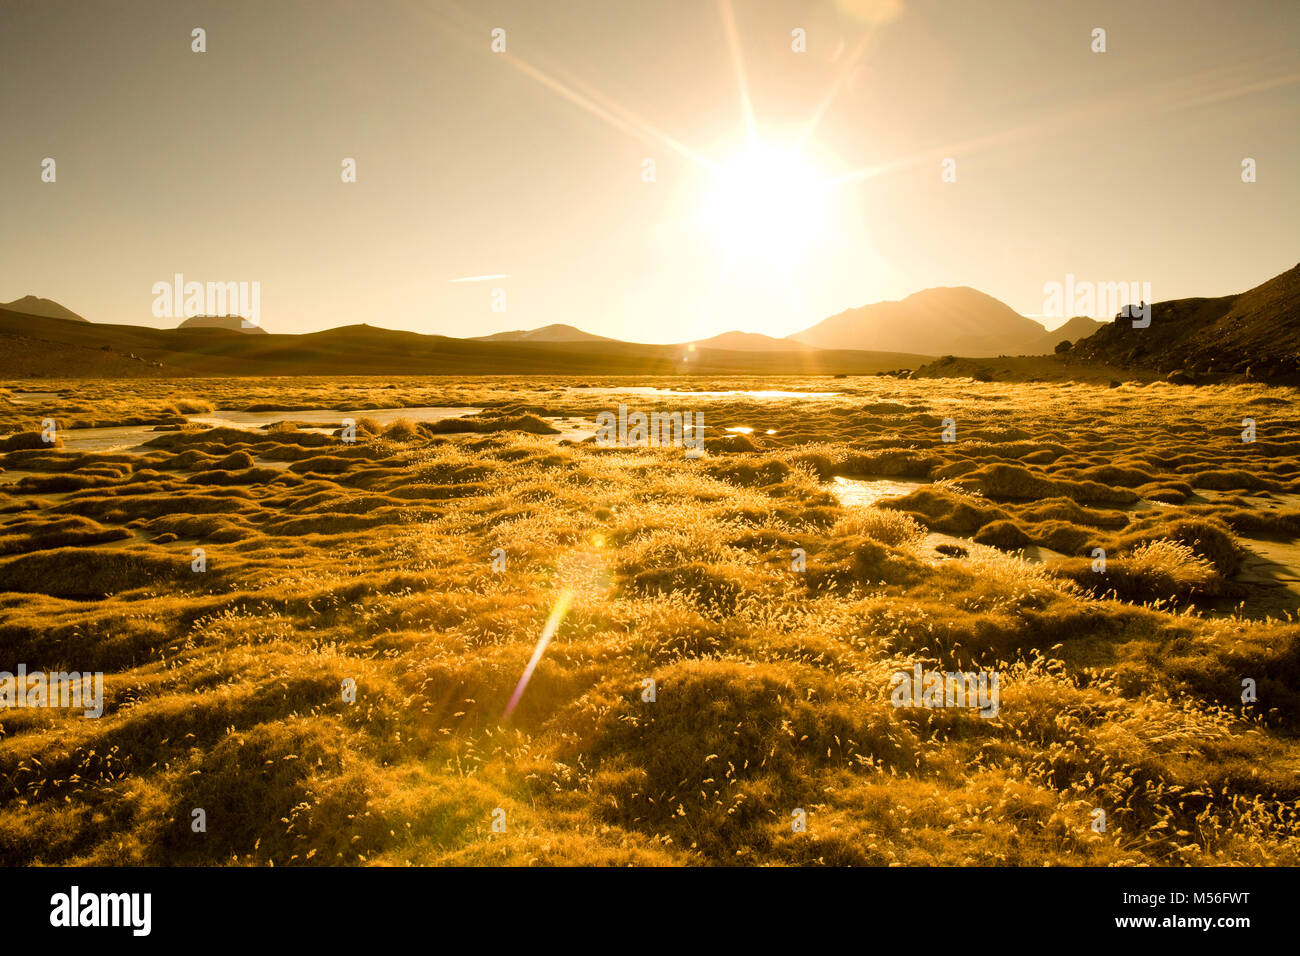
471 323 614 343
1040 316 1108 352
6 264 1294 379
0 295 87 322
1072 263 1300 379
788 287 1050 357
0 308 924 377
178 315 268 334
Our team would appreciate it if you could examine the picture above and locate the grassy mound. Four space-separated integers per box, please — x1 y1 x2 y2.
0 547 204 597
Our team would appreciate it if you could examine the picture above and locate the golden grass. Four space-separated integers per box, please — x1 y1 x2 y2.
0 374 1297 865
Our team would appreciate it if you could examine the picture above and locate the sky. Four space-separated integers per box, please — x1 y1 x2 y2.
2 0 1297 341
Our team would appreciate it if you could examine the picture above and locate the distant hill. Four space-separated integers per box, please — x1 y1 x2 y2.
1038 316 1108 352
0 296 87 322
472 323 614 343
178 315 268 334
0 309 928 378
1072 263 1300 380
789 287 1053 357
689 331 819 352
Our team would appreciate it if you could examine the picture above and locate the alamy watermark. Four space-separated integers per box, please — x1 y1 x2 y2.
890 664 999 718
1 665 104 718
1042 274 1151 328
152 273 261 329
50 886 150 936
595 404 704 458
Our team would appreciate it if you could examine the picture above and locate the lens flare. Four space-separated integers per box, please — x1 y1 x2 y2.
504 590 572 719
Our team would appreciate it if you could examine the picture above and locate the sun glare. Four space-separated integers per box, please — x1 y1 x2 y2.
699 143 834 267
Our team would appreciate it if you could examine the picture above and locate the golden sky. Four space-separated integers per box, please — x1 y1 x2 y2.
2 0 1297 340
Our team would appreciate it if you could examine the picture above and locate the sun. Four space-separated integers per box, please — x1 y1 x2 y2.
698 142 834 267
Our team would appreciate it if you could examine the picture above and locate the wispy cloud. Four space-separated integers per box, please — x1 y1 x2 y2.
448 273 510 283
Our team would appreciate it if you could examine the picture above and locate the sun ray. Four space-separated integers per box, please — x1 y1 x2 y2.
408 0 715 169
502 54 716 168
827 60 1300 188
795 29 877 151
717 0 758 147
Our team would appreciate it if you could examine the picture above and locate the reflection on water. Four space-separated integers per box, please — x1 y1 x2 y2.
571 386 841 399
1234 537 1300 617
1192 488 1300 511
829 475 926 507
8 391 64 404
190 406 481 430
43 424 165 455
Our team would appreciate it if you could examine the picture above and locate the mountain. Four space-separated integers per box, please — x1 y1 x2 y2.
789 287 1051 357
471 323 614 343
0 296 87 322
177 315 269 334
689 331 819 352
1072 263 1300 379
1038 316 1108 352
0 309 928 378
